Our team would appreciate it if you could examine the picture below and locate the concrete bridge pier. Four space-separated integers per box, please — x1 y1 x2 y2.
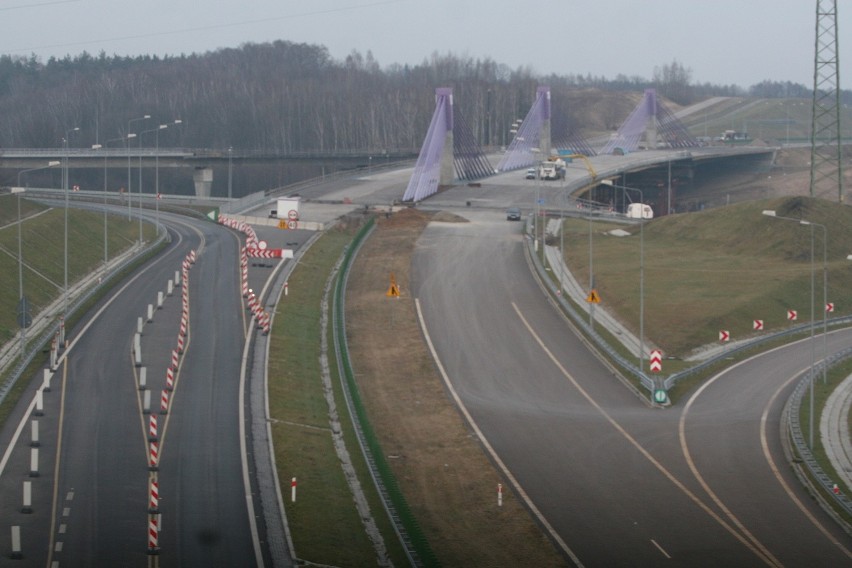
193 167 213 197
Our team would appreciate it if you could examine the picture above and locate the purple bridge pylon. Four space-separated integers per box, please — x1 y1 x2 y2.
497 86 595 173
600 88 699 154
403 88 493 202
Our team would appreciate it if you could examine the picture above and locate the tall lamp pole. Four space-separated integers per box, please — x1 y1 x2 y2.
614 184 645 372
127 115 150 221
154 120 181 233
762 210 827 449
228 146 233 201
63 126 80 319
15 161 60 359
93 136 128 270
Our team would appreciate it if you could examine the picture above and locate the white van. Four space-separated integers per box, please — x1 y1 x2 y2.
626 203 653 219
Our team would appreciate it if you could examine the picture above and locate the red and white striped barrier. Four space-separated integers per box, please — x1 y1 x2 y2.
160 390 170 414
188 249 196 264
147 514 160 554
177 333 185 354
179 314 187 337
148 478 159 514
165 367 174 391
149 441 159 471
170 349 179 371
148 414 158 442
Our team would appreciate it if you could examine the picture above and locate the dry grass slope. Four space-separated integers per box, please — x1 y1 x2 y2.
346 208 566 567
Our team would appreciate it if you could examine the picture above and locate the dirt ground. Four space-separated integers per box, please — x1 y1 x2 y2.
345 208 566 567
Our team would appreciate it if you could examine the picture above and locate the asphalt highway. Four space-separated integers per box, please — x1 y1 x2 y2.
0 211 259 567
412 209 852 567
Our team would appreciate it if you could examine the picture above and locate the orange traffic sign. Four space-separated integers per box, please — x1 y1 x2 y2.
386 273 400 298
586 289 601 304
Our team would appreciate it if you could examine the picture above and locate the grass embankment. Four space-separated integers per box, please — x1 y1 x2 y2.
268 223 408 567
0 194 156 421
559 196 852 359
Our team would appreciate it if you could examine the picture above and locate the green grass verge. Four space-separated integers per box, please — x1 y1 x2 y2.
268 225 408 567
0 194 155 346
560 196 852 359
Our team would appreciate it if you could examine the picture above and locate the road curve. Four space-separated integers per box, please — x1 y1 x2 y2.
412 209 852 567
0 212 259 567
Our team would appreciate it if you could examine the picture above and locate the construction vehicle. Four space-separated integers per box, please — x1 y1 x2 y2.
538 157 566 180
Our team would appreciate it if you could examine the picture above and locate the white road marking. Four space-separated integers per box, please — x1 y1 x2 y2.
651 539 671 559
512 302 778 566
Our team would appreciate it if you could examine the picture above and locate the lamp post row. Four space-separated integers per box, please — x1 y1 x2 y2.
762 210 828 450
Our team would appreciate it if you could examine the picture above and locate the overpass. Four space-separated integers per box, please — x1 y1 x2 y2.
0 147 419 197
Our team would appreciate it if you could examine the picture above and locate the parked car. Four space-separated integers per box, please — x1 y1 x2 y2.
525 168 536 180
506 207 522 221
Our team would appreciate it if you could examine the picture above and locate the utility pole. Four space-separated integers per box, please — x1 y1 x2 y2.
809 0 844 202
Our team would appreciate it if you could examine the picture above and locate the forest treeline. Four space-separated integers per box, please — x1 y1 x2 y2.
0 40 838 154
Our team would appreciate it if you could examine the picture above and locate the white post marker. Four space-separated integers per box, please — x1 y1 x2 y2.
285 281 289 296
134 333 142 367
498 483 503 507
29 447 38 477
139 367 147 391
30 420 39 448
291 477 297 502
175 270 181 287
143 390 151 414
148 303 154 322
34 389 44 417
137 316 143 334
157 291 164 309
10 526 22 559
42 369 52 392
22 481 33 513
167 279 174 296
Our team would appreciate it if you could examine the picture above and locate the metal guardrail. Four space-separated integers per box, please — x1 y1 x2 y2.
332 217 439 567
664 316 852 391
787 349 852 521
526 226 655 393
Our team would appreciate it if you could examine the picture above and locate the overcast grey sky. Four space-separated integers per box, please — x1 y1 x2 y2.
1 0 848 89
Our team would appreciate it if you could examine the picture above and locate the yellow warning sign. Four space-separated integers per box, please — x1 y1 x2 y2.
586 289 601 304
386 273 400 298
278 219 288 230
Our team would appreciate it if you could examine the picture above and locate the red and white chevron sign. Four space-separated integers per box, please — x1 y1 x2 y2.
787 309 797 321
826 302 835 313
649 349 662 373
247 248 286 259
719 330 730 342
753 319 764 331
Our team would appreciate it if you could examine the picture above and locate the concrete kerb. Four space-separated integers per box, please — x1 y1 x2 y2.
821 373 852 493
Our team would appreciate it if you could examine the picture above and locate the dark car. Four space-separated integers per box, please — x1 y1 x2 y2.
506 207 522 221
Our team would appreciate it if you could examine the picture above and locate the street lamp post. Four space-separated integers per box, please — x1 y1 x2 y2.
762 210 827 449
228 146 233 201
14 161 60 359
127 115 151 221
63 126 80 320
93 136 128 270
613 184 645 372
